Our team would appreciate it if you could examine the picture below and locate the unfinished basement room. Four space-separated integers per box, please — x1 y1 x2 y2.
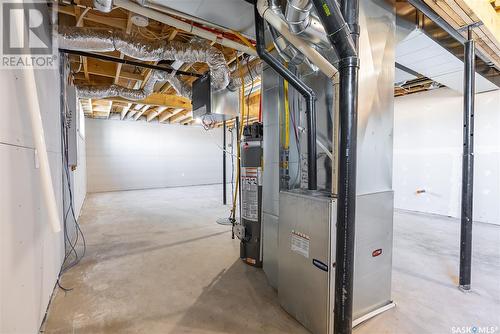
1 0 499 333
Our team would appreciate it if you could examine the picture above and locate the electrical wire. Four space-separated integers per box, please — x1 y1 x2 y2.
60 106 87 272
289 73 302 188
56 57 86 291
71 56 83 75
229 126 235 218
245 57 255 126
229 56 246 223
201 114 217 130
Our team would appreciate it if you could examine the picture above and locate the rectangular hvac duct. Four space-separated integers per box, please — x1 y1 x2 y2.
192 74 239 121
148 0 255 38
396 29 498 93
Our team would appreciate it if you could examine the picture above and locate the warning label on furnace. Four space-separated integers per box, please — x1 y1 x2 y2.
291 231 310 258
241 167 260 222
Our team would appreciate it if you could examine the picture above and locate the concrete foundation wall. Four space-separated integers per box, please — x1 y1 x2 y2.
393 88 500 224
0 67 64 333
86 119 226 193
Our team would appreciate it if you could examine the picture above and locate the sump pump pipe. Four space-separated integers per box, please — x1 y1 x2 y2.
254 4 318 190
310 0 359 333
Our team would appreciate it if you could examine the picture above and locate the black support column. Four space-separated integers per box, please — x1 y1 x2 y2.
459 27 475 291
223 120 227 205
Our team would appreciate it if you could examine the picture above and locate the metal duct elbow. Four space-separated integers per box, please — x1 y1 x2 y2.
57 26 230 90
93 0 113 13
285 0 313 34
267 1 306 66
284 0 329 47
310 0 356 60
269 26 306 66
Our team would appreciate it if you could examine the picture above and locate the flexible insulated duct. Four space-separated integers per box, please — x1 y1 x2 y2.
114 0 257 56
93 0 112 12
58 26 230 90
227 60 263 91
76 70 168 100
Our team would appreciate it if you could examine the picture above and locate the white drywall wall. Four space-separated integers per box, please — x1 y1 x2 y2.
73 121 87 217
393 87 500 224
0 66 64 333
86 119 228 193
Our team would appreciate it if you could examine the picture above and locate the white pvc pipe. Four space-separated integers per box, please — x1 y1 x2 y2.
114 0 257 57
316 139 333 161
25 69 62 233
11 11 62 234
257 0 338 79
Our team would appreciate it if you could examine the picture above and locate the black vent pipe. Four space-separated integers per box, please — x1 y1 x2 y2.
311 0 359 333
254 4 318 190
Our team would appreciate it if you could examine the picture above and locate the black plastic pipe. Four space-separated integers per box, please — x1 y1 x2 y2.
459 27 475 291
223 120 227 205
254 4 318 190
312 0 359 333
312 0 356 59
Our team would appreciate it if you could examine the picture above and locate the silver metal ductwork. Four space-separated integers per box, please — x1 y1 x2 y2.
93 0 113 13
227 60 263 91
167 74 192 99
285 0 312 34
268 0 306 66
58 26 231 91
284 0 329 47
265 0 330 68
77 70 168 100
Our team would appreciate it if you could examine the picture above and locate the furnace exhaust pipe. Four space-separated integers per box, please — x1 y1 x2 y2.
311 0 360 333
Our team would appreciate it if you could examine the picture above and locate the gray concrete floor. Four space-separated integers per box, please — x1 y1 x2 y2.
43 185 500 334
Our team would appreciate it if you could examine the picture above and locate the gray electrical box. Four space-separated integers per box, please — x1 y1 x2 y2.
65 82 78 167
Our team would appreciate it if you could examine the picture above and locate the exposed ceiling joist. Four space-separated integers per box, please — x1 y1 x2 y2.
104 94 192 110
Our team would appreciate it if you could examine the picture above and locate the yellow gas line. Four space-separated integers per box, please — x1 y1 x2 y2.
283 77 290 150
233 31 256 52
230 56 246 221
